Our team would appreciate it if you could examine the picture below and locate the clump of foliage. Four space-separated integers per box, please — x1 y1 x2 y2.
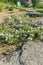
0 3 4 12
0 14 43 45
36 4 43 8
8 5 14 11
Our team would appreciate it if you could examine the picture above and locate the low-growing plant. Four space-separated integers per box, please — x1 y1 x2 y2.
0 14 43 45
33 31 40 40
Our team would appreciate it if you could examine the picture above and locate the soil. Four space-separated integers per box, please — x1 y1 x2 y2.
0 44 16 59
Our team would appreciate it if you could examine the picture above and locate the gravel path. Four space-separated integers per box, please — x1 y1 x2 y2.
0 41 43 65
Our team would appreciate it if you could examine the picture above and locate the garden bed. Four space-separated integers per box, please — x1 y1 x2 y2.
0 14 43 45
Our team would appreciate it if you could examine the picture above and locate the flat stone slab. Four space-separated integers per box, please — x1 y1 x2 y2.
21 41 43 65
0 41 43 65
27 12 43 17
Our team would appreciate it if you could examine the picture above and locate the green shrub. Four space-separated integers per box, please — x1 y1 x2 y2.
33 30 41 40
32 0 39 7
8 5 14 11
36 4 43 8
0 4 3 12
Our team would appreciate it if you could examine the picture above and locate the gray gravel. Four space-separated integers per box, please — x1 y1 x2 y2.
0 41 43 65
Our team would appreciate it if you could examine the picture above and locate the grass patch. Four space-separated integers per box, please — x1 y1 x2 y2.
35 8 43 13
0 3 4 12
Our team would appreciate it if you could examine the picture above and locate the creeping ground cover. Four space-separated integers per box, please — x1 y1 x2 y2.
0 14 43 45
